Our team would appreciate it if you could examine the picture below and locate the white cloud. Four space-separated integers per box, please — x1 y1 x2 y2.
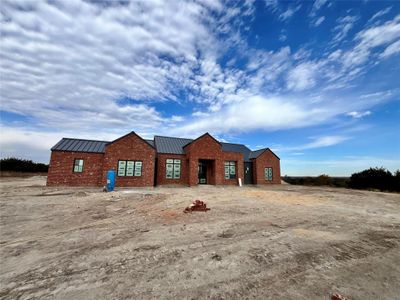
346 111 371 118
379 40 400 59
173 95 344 137
286 62 319 91
280 135 350 152
310 0 328 17
332 15 359 44
312 16 326 27
370 6 392 23
279 5 301 21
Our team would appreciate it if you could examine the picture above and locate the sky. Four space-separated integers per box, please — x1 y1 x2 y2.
0 0 399 176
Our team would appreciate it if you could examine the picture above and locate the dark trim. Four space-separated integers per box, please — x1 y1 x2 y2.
52 150 106 154
73 158 84 173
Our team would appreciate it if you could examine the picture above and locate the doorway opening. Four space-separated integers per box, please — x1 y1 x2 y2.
198 159 215 184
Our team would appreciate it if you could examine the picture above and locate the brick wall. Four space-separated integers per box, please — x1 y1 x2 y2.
184 133 244 186
47 151 104 186
222 152 244 185
156 154 188 185
102 132 156 187
252 149 281 184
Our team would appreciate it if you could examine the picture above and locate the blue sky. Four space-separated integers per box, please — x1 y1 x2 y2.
0 0 399 176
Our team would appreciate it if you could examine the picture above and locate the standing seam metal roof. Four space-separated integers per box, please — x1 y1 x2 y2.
51 135 272 161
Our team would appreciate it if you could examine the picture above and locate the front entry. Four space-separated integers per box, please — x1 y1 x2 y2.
198 161 207 184
244 162 253 184
198 159 215 184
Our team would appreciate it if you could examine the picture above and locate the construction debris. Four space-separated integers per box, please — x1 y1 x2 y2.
332 293 348 300
184 200 210 213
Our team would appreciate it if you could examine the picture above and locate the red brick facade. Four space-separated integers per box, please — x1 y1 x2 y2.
47 151 104 186
252 149 281 185
101 132 156 187
47 132 281 187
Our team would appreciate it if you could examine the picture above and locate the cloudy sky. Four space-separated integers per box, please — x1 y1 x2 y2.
0 0 399 175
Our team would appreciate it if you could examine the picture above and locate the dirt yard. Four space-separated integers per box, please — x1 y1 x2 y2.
1 177 399 299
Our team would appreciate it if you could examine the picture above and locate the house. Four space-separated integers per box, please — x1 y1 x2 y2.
47 132 281 187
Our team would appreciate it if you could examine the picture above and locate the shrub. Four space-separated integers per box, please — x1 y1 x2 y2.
349 167 399 192
0 157 48 173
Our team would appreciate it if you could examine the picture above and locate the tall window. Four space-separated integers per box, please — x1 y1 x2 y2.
118 160 142 177
265 167 273 181
224 161 236 179
73 159 84 173
166 159 181 179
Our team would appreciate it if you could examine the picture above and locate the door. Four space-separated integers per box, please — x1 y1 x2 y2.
198 161 207 184
244 162 253 184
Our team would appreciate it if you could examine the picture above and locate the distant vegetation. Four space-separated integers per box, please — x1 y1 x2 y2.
0 157 48 173
282 175 348 188
283 167 400 193
348 167 400 192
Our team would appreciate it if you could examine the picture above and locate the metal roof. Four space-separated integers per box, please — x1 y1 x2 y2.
145 139 154 147
51 135 273 161
221 142 252 162
51 138 154 153
51 138 109 153
154 136 192 154
249 148 266 159
154 136 252 161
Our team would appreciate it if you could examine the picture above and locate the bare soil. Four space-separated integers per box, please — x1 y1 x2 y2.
1 176 399 299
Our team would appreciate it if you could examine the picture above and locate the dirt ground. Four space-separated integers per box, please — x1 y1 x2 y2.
1 177 399 300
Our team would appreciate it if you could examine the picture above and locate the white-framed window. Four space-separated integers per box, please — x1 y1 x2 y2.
265 167 273 181
224 161 236 179
166 159 181 179
118 160 142 177
73 159 84 173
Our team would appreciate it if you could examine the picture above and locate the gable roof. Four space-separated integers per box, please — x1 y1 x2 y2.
154 136 192 154
154 135 253 161
108 131 155 149
249 148 280 160
182 132 221 149
51 138 109 153
51 135 154 153
221 142 252 161
51 133 276 161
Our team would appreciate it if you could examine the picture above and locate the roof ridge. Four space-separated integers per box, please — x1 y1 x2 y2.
154 135 193 140
61 137 109 143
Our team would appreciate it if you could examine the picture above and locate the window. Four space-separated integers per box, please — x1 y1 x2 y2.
265 167 273 181
224 161 236 179
73 159 84 173
118 160 142 177
166 159 181 179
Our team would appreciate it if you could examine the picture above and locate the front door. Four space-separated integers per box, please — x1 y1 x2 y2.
198 161 207 184
244 162 253 184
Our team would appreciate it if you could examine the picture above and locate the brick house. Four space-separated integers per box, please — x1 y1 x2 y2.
47 132 281 187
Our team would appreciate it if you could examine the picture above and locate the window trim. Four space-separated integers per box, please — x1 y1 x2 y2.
265 167 273 181
117 160 143 177
166 159 181 179
224 161 237 180
73 158 84 173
